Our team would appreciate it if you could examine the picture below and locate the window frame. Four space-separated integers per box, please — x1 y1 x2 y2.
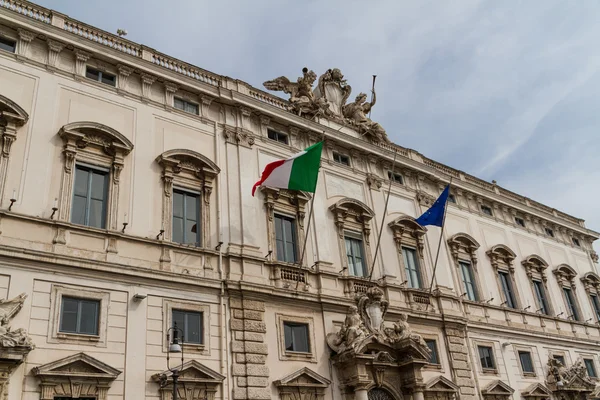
518 350 535 376
402 246 422 289
522 255 555 316
344 232 367 277
163 298 210 355
448 233 482 303
274 213 298 263
172 308 204 345
477 345 497 372
71 163 110 229
425 339 440 366
584 358 597 379
448 194 456 204
552 354 567 366
572 237 581 247
563 287 580 321
85 66 116 87
545 227 555 238
283 321 310 353
59 296 100 336
515 217 526 228
0 35 16 53
174 97 200 115
554 265 583 321
459 261 478 301
498 270 517 308
276 314 316 362
267 128 289 145
387 170 404 184
332 151 350 166
480 205 493 216
532 279 550 315
171 187 202 246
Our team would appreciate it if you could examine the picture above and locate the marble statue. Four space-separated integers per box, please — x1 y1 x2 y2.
385 314 428 348
546 356 594 391
0 293 34 350
263 68 330 117
314 68 351 118
342 91 390 143
325 305 367 353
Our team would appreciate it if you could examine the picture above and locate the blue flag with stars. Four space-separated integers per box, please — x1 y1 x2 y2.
415 185 450 227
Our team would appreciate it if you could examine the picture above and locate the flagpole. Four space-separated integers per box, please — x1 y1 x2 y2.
427 178 453 301
369 149 398 282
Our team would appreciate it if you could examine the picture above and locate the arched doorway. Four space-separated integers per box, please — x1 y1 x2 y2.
369 388 396 400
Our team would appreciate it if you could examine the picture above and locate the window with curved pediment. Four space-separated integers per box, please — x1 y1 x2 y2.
487 245 520 309
554 264 582 321
329 198 374 278
388 215 428 288
0 94 28 206
58 122 133 230
156 149 220 247
581 272 600 322
522 255 553 316
447 233 482 301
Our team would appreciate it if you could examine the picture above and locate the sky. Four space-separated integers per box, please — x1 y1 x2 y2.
34 0 600 252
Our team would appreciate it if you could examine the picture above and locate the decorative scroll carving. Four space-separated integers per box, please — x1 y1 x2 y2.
46 39 65 69
117 64 135 91
141 73 157 99
314 68 352 118
16 28 35 58
74 49 91 77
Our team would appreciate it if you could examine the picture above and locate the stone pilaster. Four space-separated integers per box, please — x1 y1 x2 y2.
230 298 270 400
443 325 476 400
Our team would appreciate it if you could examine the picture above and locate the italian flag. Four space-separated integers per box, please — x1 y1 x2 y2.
252 141 323 196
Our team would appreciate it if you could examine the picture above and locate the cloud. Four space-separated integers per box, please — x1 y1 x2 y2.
36 0 600 252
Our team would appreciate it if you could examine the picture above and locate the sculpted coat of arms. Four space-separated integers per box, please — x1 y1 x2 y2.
264 68 390 143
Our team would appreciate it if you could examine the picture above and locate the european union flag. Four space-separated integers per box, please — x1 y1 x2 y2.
415 185 450 227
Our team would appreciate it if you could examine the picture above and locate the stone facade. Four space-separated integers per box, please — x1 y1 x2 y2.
0 2 598 400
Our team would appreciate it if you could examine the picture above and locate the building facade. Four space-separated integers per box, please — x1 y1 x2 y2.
0 2 599 400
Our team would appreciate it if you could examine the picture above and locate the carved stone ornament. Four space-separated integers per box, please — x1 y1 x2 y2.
313 68 352 118
0 293 34 351
274 367 331 400
545 357 595 393
342 90 389 143
152 360 225 400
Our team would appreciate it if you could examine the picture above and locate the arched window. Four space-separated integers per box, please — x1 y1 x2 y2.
156 149 219 248
487 245 520 309
329 198 374 278
447 233 481 301
388 215 427 289
521 255 553 316
581 272 600 322
553 264 582 321
0 94 28 205
58 122 133 230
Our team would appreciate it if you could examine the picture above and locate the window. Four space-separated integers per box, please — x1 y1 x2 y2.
388 171 403 184
545 228 554 238
584 359 597 378
55 398 95 400
345 234 366 277
448 194 456 204
267 129 289 145
572 237 581 247
426 339 439 365
519 351 535 374
515 217 526 227
591 294 600 321
0 36 16 53
275 214 297 262
499 271 517 308
553 355 566 366
85 66 116 86
533 280 550 315
174 97 199 115
283 321 310 353
478 345 496 370
172 189 201 246
333 152 350 166
59 297 99 335
71 164 108 229
402 247 422 288
480 205 493 216
172 309 203 344
459 261 478 301
563 287 580 321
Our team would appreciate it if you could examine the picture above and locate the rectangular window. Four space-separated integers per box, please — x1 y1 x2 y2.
426 339 440 365
174 97 199 115
402 247 422 288
0 36 16 53
519 351 535 374
480 205 493 216
563 287 580 321
345 234 366 277
448 194 456 204
267 129 289 145
333 152 350 166
498 271 517 308
172 309 203 344
71 164 108 229
478 345 496 370
591 294 600 321
533 280 550 315
572 237 581 247
59 297 100 335
584 359 597 378
553 355 566 366
459 261 478 301
85 66 116 86
515 217 526 227
172 189 201 246
545 228 554 238
283 321 310 353
387 171 404 184
274 214 297 263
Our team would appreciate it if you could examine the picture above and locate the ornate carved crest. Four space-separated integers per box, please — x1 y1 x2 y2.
358 286 388 335
545 357 595 393
314 68 352 118
0 293 34 351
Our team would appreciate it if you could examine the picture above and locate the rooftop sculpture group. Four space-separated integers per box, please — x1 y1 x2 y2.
264 68 390 143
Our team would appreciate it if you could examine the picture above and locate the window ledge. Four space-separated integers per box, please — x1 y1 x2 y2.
57 332 101 342
522 372 537 378
424 364 442 370
482 369 498 375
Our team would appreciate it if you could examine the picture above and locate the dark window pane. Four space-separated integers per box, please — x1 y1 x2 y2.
283 322 309 353
72 166 107 228
572 238 581 247
563 288 580 321
173 192 184 217
274 215 296 262
515 217 526 227
85 67 100 81
74 167 89 196
481 205 493 216
448 194 456 203
554 355 566 365
533 280 549 315
79 300 99 335
185 312 202 343
90 171 107 200
0 36 16 53
519 351 534 373
88 198 104 228
275 216 285 261
185 194 198 221
545 228 554 237
284 322 293 351
185 219 197 244
172 310 185 331
585 359 597 378
174 98 185 110
591 295 600 320
460 262 478 301
499 271 516 308
478 346 495 369
426 340 439 364
172 217 184 244
403 247 421 288
60 298 79 332
60 297 99 335
71 195 87 225
101 73 116 86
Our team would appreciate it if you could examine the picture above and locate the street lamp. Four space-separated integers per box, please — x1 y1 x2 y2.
163 322 184 400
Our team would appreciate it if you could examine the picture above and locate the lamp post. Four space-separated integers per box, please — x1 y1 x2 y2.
166 322 184 400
